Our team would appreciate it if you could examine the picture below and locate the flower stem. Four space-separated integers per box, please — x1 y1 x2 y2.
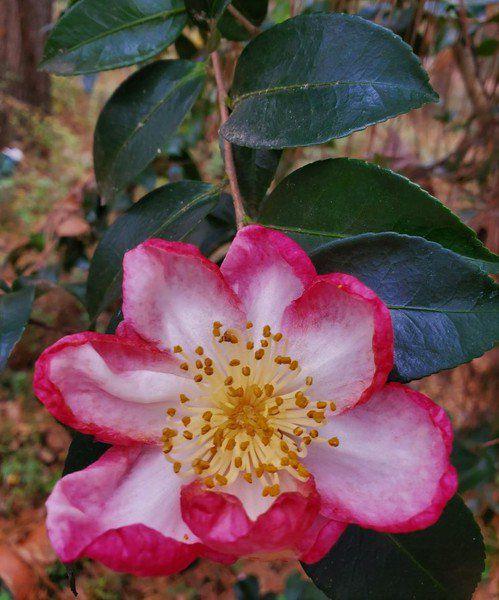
211 50 245 230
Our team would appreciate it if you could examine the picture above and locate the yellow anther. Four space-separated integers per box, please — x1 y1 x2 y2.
215 474 228 486
293 427 303 436
234 456 243 468
204 367 214 375
240 441 250 451
254 348 265 360
201 424 211 435
275 396 283 406
173 462 182 473
180 393 190 403
229 359 240 366
273 333 283 342
213 321 222 328
252 385 263 397
163 444 172 454
194 374 203 383
290 360 299 371
183 430 193 440
316 401 327 409
173 345 183 353
330 401 337 412
296 464 310 478
264 384 274 397
182 416 191 426
195 346 204 355
268 406 279 416
162 427 178 438
166 408 176 417
180 362 189 371
295 397 308 409
328 436 340 447
310 429 319 438
280 441 290 453
243 473 253 483
204 357 213 367
313 411 325 423
262 486 270 497
195 359 203 369
306 376 313 386
303 436 312 445
255 465 264 477
214 429 224 447
204 477 215 489
269 484 280 497
277 356 291 364
263 325 271 338
202 411 213 421
224 376 233 386
261 339 269 347
280 456 290 466
245 341 254 350
213 328 221 337
242 366 251 376
228 386 244 397
246 321 253 329
226 438 236 451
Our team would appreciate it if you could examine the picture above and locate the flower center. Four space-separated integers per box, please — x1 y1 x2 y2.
162 322 339 497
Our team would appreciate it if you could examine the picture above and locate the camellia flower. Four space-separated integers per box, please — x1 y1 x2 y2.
34 225 457 576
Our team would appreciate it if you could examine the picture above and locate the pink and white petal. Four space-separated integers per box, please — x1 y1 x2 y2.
221 225 316 333
46 446 232 576
122 239 245 351
297 515 347 564
181 474 320 557
281 273 393 413
304 383 457 533
34 332 196 445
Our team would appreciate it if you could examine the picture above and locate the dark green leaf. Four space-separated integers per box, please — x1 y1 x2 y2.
259 158 498 268
309 233 499 381
221 14 437 149
94 60 206 201
284 572 327 600
185 0 230 24
41 0 187 75
184 192 236 257
62 432 110 477
476 38 499 56
233 146 281 218
175 33 199 59
452 425 498 493
218 0 268 41
303 496 484 600
234 575 260 600
86 181 221 318
0 286 35 371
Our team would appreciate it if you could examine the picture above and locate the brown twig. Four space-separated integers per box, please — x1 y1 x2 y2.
210 50 245 230
227 4 260 37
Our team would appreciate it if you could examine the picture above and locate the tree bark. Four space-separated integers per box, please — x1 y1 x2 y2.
0 0 53 145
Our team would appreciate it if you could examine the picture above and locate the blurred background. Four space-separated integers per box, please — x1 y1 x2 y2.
0 0 497 598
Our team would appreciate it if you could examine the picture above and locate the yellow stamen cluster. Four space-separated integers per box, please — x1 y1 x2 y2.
162 322 339 496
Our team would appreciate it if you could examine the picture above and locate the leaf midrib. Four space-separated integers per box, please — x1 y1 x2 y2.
46 7 186 58
387 534 450 597
103 66 204 188
262 225 497 316
233 79 432 105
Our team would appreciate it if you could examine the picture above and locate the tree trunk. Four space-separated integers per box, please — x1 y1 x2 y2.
0 0 53 145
